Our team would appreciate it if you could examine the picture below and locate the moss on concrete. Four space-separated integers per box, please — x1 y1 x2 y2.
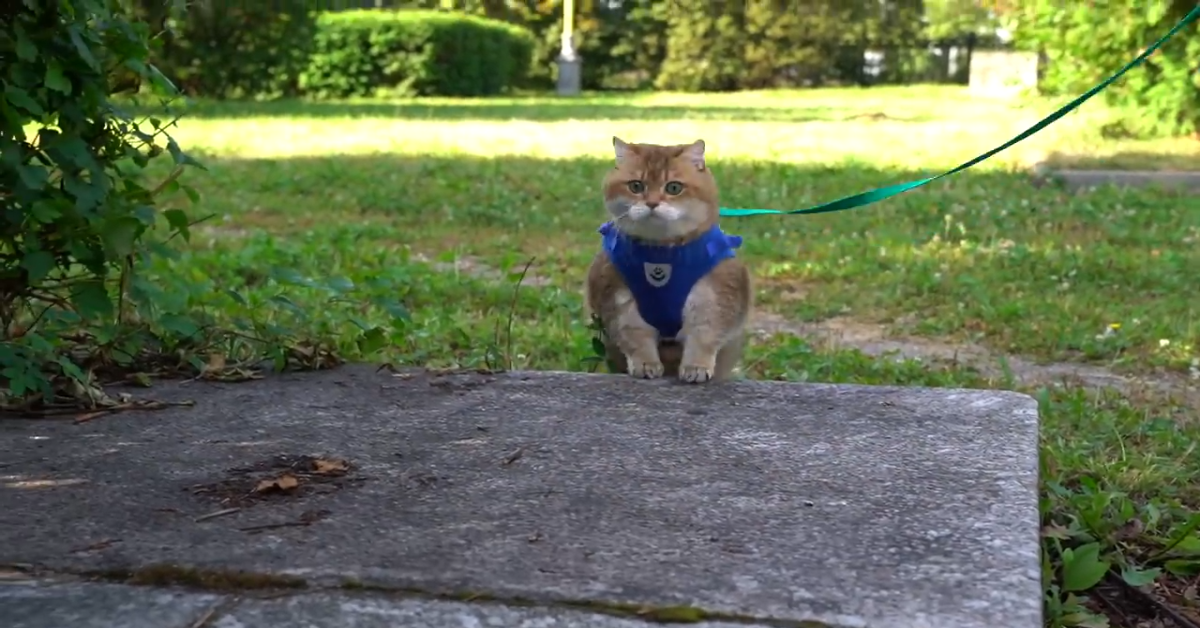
96 563 306 591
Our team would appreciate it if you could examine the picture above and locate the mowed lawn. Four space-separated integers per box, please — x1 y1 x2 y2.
135 85 1199 619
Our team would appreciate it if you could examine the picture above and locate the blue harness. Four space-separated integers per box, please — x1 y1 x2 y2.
599 221 743 340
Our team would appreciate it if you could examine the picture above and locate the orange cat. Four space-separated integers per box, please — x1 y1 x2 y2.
585 137 752 383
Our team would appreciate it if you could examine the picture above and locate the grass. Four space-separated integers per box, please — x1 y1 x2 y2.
128 84 1199 627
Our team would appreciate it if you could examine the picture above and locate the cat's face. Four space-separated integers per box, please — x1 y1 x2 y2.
602 138 718 242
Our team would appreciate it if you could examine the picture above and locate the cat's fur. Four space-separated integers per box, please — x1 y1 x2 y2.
584 137 752 383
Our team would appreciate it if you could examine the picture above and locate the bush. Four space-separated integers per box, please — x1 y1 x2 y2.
300 10 535 98
655 1 747 92
0 0 202 406
1003 0 1200 138
131 0 317 99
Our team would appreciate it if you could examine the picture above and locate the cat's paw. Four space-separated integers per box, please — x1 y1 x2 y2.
679 363 714 384
627 358 664 379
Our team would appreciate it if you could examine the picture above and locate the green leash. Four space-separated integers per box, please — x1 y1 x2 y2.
717 5 1200 218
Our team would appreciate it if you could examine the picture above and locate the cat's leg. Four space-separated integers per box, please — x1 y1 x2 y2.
678 258 752 383
712 333 746 381
586 251 663 378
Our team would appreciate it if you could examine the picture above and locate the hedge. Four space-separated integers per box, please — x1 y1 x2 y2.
299 10 536 98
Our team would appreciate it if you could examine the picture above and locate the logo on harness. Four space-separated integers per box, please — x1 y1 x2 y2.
643 263 671 287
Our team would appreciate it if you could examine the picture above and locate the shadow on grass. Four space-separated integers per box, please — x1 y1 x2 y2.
1039 149 1200 172
126 97 938 124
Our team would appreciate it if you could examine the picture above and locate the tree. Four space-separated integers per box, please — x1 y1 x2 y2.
1001 0 1200 138
923 0 1000 41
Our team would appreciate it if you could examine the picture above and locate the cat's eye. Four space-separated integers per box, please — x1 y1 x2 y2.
627 180 646 194
664 181 685 195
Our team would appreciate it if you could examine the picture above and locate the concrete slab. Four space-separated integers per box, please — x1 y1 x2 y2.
2 578 224 628
0 366 1042 628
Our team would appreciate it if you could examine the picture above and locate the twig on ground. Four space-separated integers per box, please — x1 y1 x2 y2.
194 508 242 523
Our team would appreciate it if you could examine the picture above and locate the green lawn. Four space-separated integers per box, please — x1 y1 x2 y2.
134 85 1198 626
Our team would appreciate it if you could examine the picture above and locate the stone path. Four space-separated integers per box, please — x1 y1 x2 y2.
752 313 1200 410
0 366 1042 627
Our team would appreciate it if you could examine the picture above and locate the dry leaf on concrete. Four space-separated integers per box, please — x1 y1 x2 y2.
312 458 348 475
254 473 299 493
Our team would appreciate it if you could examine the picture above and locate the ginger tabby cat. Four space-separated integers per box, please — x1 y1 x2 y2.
585 137 752 383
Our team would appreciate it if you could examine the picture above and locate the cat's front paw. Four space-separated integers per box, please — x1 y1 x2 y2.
679 363 714 384
627 357 664 379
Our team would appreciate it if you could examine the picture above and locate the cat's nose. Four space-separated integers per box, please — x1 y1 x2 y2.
645 201 660 209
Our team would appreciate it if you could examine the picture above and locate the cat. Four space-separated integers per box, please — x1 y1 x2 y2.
585 137 753 383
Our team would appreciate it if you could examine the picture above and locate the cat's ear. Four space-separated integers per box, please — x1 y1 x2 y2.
682 139 706 171
613 136 630 165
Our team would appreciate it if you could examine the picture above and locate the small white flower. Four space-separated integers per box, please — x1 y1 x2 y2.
1160 339 1171 348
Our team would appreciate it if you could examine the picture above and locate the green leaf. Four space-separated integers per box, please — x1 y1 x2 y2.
5 85 44 115
591 336 606 356
1164 559 1200 577
71 280 113 320
356 326 387 356
1061 543 1111 592
55 357 87 383
45 60 71 94
15 24 37 61
1170 535 1200 555
3 367 30 398
21 251 56 283
68 25 100 70
224 289 248 306
272 267 313 286
383 301 411 323
180 184 201 204
17 164 48 190
327 276 356 293
269 294 307 318
63 173 104 212
272 348 288 373
144 63 180 95
100 216 143 259
163 209 191 241
133 205 157 225
166 137 204 168
22 331 54 354
159 313 200 338
1119 566 1160 587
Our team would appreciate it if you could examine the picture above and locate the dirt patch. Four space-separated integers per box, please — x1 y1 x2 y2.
750 312 1200 410
189 454 365 509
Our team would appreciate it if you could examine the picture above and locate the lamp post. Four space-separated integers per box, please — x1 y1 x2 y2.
555 0 581 96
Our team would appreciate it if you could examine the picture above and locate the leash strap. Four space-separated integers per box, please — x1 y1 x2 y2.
717 5 1200 218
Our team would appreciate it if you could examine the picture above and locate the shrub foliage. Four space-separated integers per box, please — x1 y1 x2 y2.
1003 0 1200 138
146 0 318 100
0 0 203 407
300 10 535 98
